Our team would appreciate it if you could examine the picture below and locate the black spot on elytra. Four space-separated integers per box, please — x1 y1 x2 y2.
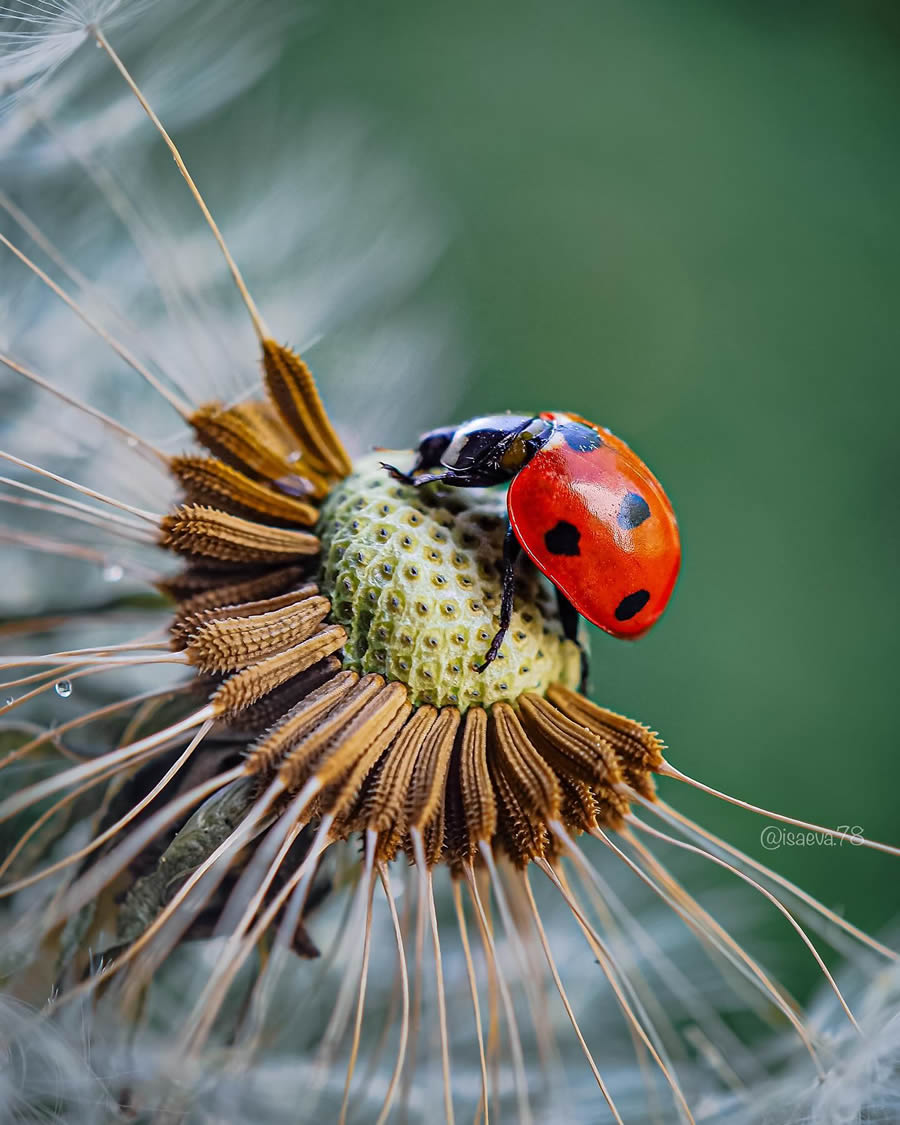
560 422 604 453
615 589 650 621
544 520 581 556
617 492 651 530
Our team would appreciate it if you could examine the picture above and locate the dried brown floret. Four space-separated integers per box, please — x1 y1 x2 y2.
245 671 360 774
344 705 439 852
172 583 320 646
517 692 622 789
273 674 390 792
190 401 300 481
491 703 561 824
488 732 551 867
320 696 413 832
262 339 353 479
212 624 347 716
159 504 319 563
445 707 495 868
165 566 308 625
547 683 664 798
221 656 343 735
158 564 307 605
300 680 411 801
404 707 460 835
170 455 318 525
184 596 331 673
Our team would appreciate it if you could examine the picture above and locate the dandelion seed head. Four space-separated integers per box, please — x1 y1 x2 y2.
319 456 581 707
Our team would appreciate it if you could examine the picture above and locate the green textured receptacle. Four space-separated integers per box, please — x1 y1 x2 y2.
317 455 581 709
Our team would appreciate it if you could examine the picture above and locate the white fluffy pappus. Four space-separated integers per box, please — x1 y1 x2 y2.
0 0 154 100
0 0 463 618
700 956 900 1124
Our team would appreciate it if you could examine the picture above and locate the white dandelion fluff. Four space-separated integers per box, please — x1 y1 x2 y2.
0 0 462 618
1 0 152 102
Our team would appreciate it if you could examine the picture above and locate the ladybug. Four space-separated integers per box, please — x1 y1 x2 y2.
382 412 680 683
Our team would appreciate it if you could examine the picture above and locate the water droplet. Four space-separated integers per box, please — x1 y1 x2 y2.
5 697 14 706
55 680 73 699
102 564 124 583
287 451 302 463
126 437 138 449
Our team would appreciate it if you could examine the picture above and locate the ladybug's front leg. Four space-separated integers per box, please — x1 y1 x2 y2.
381 463 447 487
381 464 492 489
476 523 521 673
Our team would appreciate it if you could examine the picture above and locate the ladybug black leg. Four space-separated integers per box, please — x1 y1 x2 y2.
555 588 590 693
380 461 419 485
476 523 521 673
380 462 445 486
381 463 495 489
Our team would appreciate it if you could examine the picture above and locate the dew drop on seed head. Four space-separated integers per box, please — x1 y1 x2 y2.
102 564 124 583
55 680 73 699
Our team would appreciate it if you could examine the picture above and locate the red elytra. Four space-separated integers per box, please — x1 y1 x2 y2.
507 412 681 639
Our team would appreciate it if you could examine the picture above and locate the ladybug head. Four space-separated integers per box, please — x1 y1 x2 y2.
441 414 551 475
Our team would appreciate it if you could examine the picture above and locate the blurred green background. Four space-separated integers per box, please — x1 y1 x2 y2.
286 0 900 978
